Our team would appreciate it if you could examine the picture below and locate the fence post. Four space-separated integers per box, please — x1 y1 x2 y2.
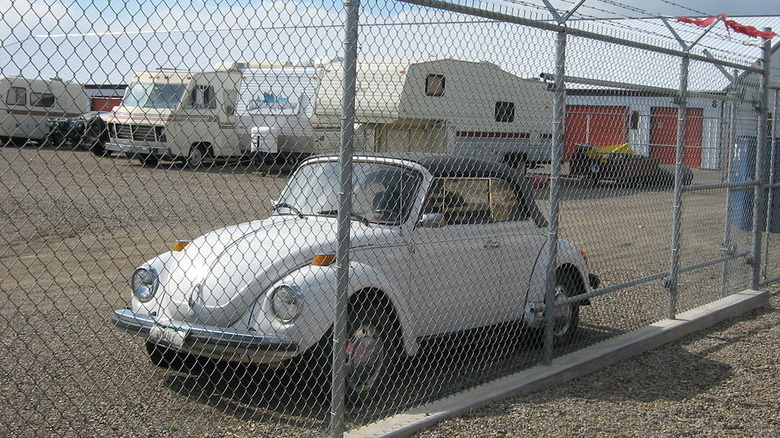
667 53 689 319
331 0 360 435
720 70 739 297
763 89 779 280
751 29 772 289
543 27 567 365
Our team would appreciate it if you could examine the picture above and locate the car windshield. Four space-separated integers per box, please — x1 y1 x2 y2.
122 83 187 109
277 160 423 225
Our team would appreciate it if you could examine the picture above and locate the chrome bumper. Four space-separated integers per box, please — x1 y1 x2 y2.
105 141 168 155
111 309 299 360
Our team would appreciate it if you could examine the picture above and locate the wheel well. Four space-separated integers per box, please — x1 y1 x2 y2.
192 142 212 157
557 264 590 305
348 288 402 338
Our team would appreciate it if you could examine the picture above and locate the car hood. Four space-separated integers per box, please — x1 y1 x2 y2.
156 215 398 326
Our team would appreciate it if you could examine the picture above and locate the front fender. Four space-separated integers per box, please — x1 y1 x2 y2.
243 260 418 358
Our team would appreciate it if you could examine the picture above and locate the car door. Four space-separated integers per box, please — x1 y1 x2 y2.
410 177 517 336
486 177 547 322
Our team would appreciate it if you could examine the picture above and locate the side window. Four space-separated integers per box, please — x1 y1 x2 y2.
490 178 525 222
31 92 56 108
425 74 445 97
7 87 27 106
495 101 515 123
191 85 216 109
423 178 492 225
423 177 527 224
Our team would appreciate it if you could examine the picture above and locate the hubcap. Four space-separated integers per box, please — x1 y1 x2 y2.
188 148 203 168
552 285 573 337
346 325 385 393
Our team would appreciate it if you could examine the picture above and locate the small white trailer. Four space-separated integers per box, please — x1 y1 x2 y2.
0 76 89 143
313 58 554 168
233 61 323 162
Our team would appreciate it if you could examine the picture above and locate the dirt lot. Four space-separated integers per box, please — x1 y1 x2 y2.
0 146 777 436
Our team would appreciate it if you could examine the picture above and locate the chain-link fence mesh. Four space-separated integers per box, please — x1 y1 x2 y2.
1 0 779 436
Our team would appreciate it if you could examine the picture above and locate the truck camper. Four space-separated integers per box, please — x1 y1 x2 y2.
314 58 554 168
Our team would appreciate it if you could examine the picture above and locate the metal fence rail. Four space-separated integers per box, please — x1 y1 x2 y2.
1 1 778 437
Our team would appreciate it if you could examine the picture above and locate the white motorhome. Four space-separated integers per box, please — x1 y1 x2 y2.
102 69 246 168
313 58 554 168
0 76 89 143
102 62 328 167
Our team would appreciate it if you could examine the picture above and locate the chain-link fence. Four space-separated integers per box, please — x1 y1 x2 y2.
2 1 779 436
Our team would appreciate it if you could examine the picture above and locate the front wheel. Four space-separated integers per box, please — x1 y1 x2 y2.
138 153 159 167
345 308 396 402
186 145 207 170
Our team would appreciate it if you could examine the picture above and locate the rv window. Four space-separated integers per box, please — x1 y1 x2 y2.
6 87 26 106
191 85 216 109
425 74 445 97
31 92 56 108
495 101 515 123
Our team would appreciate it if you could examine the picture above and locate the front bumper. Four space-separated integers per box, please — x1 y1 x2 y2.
111 308 300 363
105 140 167 155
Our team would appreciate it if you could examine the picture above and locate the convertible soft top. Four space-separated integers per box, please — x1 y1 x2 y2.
320 152 549 228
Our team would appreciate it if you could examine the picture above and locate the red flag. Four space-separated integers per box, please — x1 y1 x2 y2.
677 14 727 28
677 14 778 39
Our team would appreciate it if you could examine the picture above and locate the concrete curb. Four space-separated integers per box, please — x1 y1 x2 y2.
347 289 770 438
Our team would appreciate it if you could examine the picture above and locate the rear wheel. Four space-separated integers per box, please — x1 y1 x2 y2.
503 153 528 172
550 271 582 344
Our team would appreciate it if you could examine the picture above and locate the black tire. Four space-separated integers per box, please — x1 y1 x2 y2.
345 307 397 403
138 154 159 167
144 341 200 372
549 270 582 345
503 153 528 172
186 144 207 170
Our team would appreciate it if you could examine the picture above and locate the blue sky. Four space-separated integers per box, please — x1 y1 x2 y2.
1 0 777 86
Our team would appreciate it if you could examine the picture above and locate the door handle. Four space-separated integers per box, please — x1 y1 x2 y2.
483 240 500 249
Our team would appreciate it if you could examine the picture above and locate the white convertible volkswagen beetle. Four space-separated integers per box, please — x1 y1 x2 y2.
112 153 598 397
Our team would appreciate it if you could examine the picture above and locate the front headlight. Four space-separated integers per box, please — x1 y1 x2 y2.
270 284 303 323
131 267 159 302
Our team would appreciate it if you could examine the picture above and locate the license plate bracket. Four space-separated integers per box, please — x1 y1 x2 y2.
149 322 188 351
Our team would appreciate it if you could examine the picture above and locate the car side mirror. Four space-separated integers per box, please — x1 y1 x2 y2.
418 212 447 228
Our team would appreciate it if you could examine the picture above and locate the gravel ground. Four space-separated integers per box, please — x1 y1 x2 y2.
1 146 778 437
415 288 780 438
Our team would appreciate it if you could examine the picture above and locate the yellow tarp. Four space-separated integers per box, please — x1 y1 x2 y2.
585 143 639 163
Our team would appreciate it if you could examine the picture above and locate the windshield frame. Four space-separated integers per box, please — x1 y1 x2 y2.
122 82 187 109
275 158 423 226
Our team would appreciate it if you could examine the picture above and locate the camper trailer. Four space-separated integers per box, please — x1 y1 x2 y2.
313 58 554 168
0 76 89 143
233 61 323 162
101 69 247 168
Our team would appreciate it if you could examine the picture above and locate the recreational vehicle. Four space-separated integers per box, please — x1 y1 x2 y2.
101 69 246 168
314 58 555 168
0 76 89 143
102 62 326 168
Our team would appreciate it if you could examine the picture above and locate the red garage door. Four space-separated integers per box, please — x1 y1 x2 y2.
565 105 629 161
650 107 703 168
